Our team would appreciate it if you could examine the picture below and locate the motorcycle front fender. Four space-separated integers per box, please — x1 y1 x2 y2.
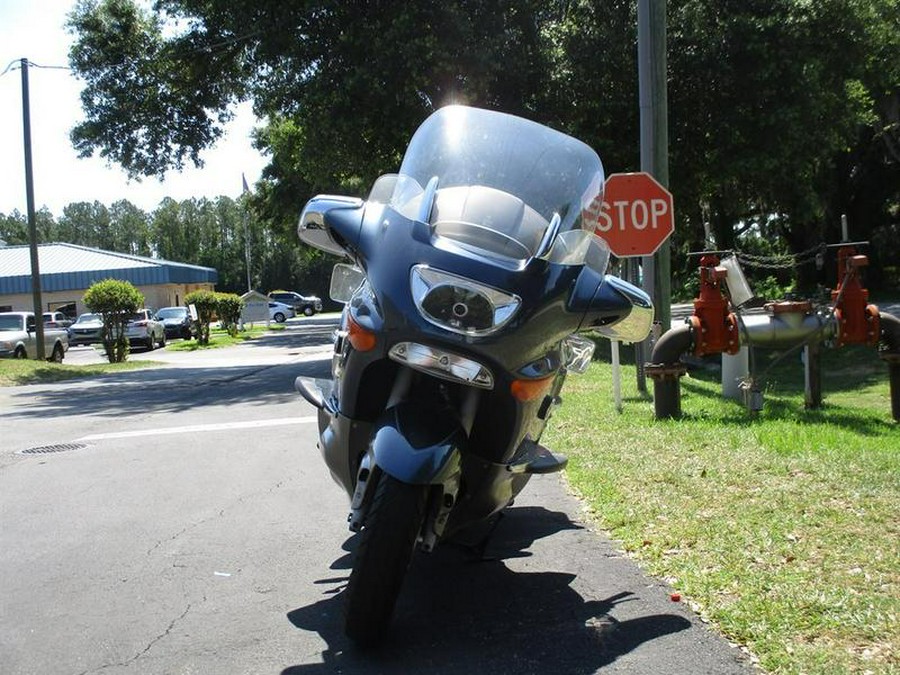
371 401 466 486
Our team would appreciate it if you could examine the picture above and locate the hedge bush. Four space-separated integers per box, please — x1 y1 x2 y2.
83 279 144 363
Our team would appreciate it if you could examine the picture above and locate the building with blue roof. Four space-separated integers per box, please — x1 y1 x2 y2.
0 242 218 317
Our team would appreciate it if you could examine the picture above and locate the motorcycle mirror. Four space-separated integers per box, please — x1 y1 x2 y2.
298 195 363 257
330 264 366 303
591 276 654 343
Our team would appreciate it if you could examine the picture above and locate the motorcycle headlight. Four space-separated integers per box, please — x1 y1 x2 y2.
410 265 521 336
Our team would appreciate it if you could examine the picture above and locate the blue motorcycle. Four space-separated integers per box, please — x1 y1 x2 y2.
295 105 652 646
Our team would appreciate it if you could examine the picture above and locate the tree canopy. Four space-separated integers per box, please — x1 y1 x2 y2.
65 0 900 295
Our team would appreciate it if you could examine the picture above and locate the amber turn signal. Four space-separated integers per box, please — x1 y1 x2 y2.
510 375 554 402
348 316 377 352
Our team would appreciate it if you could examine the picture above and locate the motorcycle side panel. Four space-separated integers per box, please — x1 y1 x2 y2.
319 411 373 498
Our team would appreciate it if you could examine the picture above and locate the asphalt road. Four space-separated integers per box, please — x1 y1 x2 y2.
1 316 753 674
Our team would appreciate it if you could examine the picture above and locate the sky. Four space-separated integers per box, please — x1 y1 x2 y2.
0 0 268 217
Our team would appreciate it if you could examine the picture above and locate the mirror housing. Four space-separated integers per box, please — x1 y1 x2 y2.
592 276 653 342
298 195 364 257
570 271 653 342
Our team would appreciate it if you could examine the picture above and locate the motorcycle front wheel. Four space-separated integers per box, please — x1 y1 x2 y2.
344 473 428 647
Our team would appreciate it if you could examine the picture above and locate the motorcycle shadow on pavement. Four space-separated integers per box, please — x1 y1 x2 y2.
283 504 690 674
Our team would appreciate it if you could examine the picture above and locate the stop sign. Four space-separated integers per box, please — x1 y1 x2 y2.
596 172 674 258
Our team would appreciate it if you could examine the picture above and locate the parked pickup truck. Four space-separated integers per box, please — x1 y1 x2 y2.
0 311 69 362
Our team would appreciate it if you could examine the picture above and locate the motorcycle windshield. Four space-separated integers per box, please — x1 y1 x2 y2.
390 105 607 266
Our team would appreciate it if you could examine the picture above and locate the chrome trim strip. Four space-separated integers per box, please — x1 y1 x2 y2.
535 212 562 259
389 342 494 389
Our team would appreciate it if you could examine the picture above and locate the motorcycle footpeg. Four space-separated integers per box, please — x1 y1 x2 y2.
507 439 568 475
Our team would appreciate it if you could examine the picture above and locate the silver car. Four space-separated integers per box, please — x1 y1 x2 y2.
68 313 104 346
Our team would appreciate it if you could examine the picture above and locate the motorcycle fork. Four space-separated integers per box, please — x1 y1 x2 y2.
421 384 478 551
348 367 413 532
347 366 480 552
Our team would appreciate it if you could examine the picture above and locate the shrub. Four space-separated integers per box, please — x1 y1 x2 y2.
184 289 218 345
83 279 144 363
216 293 244 337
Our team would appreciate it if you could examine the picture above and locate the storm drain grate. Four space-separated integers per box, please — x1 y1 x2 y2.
19 442 89 455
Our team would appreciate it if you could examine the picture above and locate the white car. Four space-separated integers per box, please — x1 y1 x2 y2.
125 309 166 350
268 301 295 323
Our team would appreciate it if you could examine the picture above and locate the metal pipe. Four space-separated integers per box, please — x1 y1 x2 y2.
878 312 900 422
646 323 693 419
739 311 836 348
648 309 900 422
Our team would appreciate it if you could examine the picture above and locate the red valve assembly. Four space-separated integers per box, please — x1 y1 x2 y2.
831 246 880 347
688 255 740 357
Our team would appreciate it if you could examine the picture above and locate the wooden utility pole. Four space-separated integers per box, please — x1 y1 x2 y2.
21 58 45 359
636 0 670 389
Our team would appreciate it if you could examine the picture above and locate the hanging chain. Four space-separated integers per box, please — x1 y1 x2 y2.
733 243 826 270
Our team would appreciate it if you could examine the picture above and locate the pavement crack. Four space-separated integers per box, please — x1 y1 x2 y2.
147 525 192 556
130 603 192 662
78 603 192 674
147 480 287 556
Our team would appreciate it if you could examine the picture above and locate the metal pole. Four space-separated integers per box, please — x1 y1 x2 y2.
638 0 670 384
804 342 822 409
629 258 647 392
21 58 45 359
242 175 252 292
243 210 252 293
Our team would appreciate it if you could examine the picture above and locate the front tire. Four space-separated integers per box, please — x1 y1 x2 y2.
344 474 428 647
14 346 27 359
273 312 285 323
49 343 64 363
303 306 315 316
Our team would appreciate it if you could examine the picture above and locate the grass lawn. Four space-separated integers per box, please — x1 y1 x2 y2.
546 343 898 674
166 324 282 351
0 358 157 386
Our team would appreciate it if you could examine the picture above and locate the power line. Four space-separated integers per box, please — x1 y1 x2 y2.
1 59 21 77
26 61 72 71
1 59 72 78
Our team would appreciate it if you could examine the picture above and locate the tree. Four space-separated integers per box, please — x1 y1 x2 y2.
58 201 111 249
664 0 900 291
67 0 555 195
67 0 900 297
82 278 144 363
108 199 151 255
0 211 28 245
1 208 59 246
151 197 191 261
